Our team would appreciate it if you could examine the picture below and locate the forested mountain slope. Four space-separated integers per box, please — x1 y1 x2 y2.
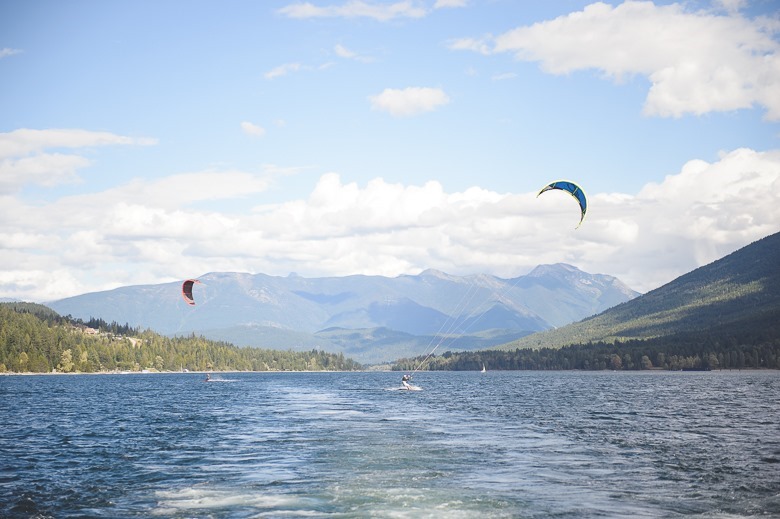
46 264 638 364
502 231 780 351
0 303 360 373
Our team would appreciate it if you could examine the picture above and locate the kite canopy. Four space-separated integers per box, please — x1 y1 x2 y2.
537 180 587 228
181 279 201 306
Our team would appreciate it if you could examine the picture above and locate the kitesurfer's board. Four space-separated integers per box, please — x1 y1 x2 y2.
386 385 423 391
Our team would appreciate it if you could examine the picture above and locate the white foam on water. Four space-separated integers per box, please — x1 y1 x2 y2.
253 512 332 517
315 408 366 418
326 481 512 519
153 486 323 516
385 385 423 391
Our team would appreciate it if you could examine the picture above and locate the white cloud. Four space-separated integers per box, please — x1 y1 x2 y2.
2 145 779 301
453 1 780 120
369 87 450 117
587 148 780 291
0 128 157 194
335 44 356 59
264 62 302 79
61 169 274 214
278 1 427 21
241 121 266 137
447 37 491 55
0 153 90 194
0 48 22 59
0 128 156 159
715 0 746 14
0 164 276 299
435 0 467 8
334 43 373 62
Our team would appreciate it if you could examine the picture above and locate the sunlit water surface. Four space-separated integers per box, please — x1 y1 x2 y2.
1 371 779 518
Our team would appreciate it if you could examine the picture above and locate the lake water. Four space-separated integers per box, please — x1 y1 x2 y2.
1 370 779 518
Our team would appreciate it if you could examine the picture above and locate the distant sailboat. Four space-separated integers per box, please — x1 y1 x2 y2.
481 363 486 373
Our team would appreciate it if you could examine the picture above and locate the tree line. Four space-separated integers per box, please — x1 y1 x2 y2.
393 313 780 372
0 303 361 373
394 340 779 372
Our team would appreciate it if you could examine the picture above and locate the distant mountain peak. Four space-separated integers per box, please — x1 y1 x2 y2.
418 268 455 280
505 230 780 351
47 263 640 364
201 272 252 282
527 263 581 277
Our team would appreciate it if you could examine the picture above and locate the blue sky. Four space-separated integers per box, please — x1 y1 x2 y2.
1 0 779 302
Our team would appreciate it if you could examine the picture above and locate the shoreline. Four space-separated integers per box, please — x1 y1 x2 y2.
2 368 775 376
0 369 366 376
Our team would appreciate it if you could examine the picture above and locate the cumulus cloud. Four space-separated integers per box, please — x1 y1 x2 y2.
1 141 778 301
369 87 451 117
241 121 266 137
278 1 427 21
451 1 780 120
0 164 276 300
596 148 780 290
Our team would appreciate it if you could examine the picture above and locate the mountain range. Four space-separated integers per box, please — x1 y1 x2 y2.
501 230 780 352
47 264 639 364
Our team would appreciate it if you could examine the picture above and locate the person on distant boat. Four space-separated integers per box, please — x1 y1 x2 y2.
205 373 211 382
401 374 412 390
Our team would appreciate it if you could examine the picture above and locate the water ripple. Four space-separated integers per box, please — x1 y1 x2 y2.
1 371 778 518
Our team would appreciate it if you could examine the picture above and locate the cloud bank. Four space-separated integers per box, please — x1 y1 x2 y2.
1 128 778 301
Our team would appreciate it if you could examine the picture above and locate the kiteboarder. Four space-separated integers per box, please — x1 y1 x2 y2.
401 374 412 390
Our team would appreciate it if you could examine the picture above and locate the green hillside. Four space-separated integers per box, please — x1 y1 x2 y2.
0 303 361 373
501 231 780 351
391 232 780 372
394 307 779 371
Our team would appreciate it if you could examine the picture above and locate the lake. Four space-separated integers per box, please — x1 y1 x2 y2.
1 370 779 518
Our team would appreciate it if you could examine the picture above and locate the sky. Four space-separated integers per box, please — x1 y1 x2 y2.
1 0 779 302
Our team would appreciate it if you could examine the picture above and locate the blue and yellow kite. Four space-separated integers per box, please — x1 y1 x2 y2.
537 180 587 229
